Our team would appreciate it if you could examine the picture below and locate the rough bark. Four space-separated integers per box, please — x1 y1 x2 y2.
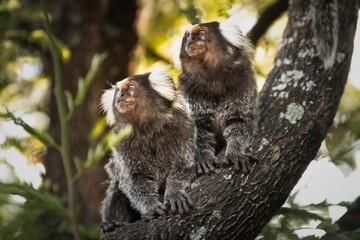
102 0 358 239
43 0 138 223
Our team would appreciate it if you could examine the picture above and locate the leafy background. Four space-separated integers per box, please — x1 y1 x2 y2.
0 0 359 239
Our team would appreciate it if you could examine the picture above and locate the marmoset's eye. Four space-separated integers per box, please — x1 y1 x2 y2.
127 84 135 91
198 30 206 35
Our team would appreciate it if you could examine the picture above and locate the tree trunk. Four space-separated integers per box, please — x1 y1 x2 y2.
102 0 358 239
43 0 138 223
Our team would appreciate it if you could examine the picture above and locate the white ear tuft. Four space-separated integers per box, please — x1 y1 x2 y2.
172 91 187 111
219 19 243 47
171 37 183 70
100 88 115 125
219 19 254 56
171 25 194 70
148 67 176 101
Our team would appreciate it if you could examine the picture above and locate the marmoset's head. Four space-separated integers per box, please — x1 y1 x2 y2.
101 69 184 126
173 20 253 70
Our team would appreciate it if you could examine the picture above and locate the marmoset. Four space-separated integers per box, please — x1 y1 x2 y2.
100 70 196 234
173 20 258 175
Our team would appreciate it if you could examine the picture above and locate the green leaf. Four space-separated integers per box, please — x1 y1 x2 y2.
325 134 335 153
108 124 133 148
74 124 132 180
277 207 325 221
275 232 300 240
317 219 339 233
302 236 320 240
317 219 332 230
73 52 108 107
88 118 107 141
178 0 202 24
319 233 344 240
306 200 330 213
73 156 84 171
335 201 352 208
29 29 71 62
1 111 59 149
0 182 67 218
64 90 74 120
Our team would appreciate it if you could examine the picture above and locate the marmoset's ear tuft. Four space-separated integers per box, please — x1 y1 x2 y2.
148 67 176 101
219 19 254 56
100 87 116 125
171 37 184 71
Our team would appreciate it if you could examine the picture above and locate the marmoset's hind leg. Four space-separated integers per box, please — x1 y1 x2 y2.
100 180 140 235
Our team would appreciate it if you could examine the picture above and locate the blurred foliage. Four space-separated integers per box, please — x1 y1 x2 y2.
259 199 360 240
1 0 117 239
0 0 359 239
259 85 360 239
135 0 260 72
0 182 69 240
324 85 360 174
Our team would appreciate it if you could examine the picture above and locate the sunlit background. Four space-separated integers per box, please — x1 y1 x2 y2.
0 0 359 239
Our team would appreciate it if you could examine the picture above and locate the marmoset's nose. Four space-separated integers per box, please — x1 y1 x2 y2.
116 89 129 102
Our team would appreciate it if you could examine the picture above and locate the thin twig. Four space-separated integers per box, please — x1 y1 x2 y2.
42 4 81 240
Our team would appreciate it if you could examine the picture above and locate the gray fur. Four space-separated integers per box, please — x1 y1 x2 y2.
311 0 339 69
176 21 258 175
100 71 196 234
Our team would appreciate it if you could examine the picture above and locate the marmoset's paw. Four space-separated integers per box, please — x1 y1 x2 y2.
142 202 167 220
222 153 258 174
197 157 218 175
165 190 194 215
100 221 124 235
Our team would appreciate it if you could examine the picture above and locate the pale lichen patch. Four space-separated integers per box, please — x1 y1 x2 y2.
305 81 316 91
190 226 207 240
278 91 289 99
283 58 292 65
212 210 222 220
261 138 269 146
280 37 295 48
297 14 311 27
279 72 287 82
272 83 287 91
272 145 281 161
271 70 305 99
297 48 315 58
284 103 305 124
223 173 233 180
288 70 304 81
278 70 304 85
293 30 298 39
336 52 345 64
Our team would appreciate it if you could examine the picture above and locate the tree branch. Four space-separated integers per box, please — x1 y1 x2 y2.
43 6 80 240
247 0 288 46
102 0 358 239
